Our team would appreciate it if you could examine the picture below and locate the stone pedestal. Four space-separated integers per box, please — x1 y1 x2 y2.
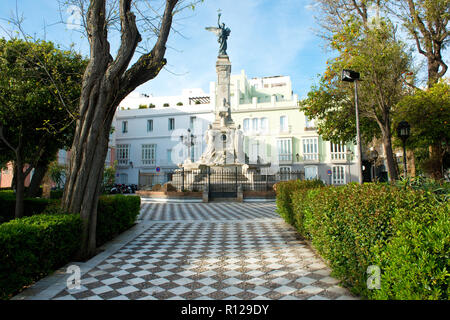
214 55 233 128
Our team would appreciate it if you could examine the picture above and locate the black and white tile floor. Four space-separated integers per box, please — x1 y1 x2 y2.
31 202 358 300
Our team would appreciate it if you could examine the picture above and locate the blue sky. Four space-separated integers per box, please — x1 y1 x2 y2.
0 0 332 98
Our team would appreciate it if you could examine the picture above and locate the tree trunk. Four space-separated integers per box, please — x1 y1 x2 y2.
382 131 398 182
428 144 444 180
406 149 416 177
15 158 25 219
26 160 48 198
62 0 178 261
62 84 114 260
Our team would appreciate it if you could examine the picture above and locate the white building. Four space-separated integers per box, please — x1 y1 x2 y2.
113 70 360 186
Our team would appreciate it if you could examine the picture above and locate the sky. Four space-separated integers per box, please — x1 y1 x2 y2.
1 0 449 98
0 0 332 99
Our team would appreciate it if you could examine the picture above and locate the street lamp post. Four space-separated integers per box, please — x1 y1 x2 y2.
342 69 363 184
397 121 410 179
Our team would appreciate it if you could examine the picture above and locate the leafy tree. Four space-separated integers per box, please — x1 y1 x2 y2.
0 38 86 218
386 0 449 179
388 0 449 87
301 2 412 181
394 80 450 178
48 161 67 189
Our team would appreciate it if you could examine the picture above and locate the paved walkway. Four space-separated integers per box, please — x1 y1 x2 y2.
14 202 357 300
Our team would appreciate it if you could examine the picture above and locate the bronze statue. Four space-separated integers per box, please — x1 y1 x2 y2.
206 13 231 56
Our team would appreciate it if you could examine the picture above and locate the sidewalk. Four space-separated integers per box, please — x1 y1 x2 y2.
13 202 358 300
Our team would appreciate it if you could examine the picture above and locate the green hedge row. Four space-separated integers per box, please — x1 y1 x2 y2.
0 194 141 299
275 179 324 226
0 192 57 224
96 195 141 247
0 213 82 300
276 181 449 300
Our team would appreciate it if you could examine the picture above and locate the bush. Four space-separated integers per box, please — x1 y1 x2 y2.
149 103 155 108
176 102 183 106
50 189 64 199
138 104 148 109
371 200 449 300
284 182 449 299
0 192 57 223
275 179 324 226
0 213 82 300
96 195 141 247
163 103 169 107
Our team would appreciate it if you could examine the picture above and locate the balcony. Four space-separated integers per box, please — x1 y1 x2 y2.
278 154 293 164
331 152 347 162
302 153 319 162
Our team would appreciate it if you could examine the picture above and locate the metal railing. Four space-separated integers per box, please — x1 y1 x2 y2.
138 168 305 192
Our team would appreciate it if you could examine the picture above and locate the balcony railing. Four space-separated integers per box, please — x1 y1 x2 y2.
303 153 319 161
331 152 347 161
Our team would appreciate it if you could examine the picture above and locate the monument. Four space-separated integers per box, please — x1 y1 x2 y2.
180 12 246 170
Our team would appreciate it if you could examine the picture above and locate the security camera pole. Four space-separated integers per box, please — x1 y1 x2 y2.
342 69 363 184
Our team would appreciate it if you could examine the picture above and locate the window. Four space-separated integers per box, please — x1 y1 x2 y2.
331 142 347 160
305 115 315 128
279 166 291 181
122 121 128 133
189 116 196 131
305 166 318 180
147 119 153 132
243 118 250 132
116 144 130 165
303 137 319 161
167 149 172 164
260 118 268 133
142 144 156 165
277 138 292 161
280 116 288 132
168 118 175 131
332 165 346 184
252 118 259 132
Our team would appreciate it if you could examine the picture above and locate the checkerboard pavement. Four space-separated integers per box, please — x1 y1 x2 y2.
48 202 358 300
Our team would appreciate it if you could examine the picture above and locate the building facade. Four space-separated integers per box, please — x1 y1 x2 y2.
113 71 359 186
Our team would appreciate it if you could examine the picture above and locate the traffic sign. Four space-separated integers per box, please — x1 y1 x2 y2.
327 169 332 176
156 167 161 172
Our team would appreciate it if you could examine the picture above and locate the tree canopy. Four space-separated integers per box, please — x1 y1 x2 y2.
0 38 87 217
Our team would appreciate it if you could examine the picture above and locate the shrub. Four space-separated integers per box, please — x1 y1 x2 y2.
96 195 141 247
289 182 448 299
138 104 148 109
163 103 169 107
370 200 449 300
176 102 183 106
50 189 64 199
149 103 155 108
0 192 57 223
0 213 82 300
275 179 324 226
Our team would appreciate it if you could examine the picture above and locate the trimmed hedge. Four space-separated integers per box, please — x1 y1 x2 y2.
0 192 57 223
277 181 449 300
96 195 141 247
0 213 82 300
275 179 324 226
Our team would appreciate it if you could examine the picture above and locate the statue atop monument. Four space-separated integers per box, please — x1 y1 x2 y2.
205 12 231 56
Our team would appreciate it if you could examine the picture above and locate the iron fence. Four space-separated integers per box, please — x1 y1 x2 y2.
138 168 304 193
